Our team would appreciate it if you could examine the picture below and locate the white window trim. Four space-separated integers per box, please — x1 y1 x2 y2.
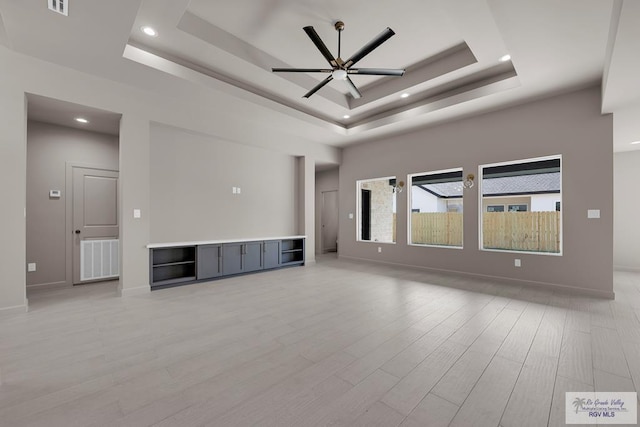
478 154 563 256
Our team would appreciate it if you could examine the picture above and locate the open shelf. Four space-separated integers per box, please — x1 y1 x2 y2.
151 246 197 288
281 238 304 266
281 239 304 252
152 246 196 265
153 260 196 268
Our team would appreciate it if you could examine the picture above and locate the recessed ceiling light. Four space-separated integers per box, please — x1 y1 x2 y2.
400 93 410 98
75 117 89 124
141 26 158 37
499 54 511 62
343 115 350 119
631 140 640 145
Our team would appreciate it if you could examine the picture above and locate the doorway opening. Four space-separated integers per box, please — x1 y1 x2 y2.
26 94 121 293
315 167 339 257
321 190 339 253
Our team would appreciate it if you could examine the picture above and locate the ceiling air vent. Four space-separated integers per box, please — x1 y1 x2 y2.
48 0 68 16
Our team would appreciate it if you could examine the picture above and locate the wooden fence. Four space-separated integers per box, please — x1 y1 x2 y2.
392 211 560 252
483 211 560 253
410 212 463 246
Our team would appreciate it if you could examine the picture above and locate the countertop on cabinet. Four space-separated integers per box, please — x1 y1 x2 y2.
147 235 306 249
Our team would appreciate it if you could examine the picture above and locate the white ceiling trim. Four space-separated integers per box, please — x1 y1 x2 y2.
123 44 346 135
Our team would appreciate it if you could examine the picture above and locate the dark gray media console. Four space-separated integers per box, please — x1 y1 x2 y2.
148 236 305 289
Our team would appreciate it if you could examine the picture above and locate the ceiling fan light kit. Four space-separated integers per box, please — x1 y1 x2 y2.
272 20 405 99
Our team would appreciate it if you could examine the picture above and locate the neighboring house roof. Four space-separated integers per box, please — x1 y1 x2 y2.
420 172 560 198
483 172 560 196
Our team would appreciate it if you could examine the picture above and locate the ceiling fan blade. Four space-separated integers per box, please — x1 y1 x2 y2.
348 68 405 76
303 26 338 68
303 75 334 98
344 76 362 99
344 28 395 68
272 68 333 73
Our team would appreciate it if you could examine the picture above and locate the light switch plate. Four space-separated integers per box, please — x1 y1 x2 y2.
133 209 141 219
236 187 241 194
587 209 600 219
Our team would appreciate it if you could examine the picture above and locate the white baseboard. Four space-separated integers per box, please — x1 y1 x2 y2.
614 265 640 273
27 281 70 291
339 255 615 299
0 303 28 315
118 285 151 297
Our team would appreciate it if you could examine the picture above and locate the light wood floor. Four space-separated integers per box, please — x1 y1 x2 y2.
1 255 639 426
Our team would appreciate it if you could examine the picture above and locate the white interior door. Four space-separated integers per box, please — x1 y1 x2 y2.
72 167 119 284
321 190 339 253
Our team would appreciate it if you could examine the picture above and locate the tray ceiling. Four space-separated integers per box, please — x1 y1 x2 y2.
2 0 635 149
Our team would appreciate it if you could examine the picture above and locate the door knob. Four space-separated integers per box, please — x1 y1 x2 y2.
75 230 81 234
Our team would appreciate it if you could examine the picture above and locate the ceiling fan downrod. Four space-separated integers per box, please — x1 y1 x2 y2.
335 20 344 60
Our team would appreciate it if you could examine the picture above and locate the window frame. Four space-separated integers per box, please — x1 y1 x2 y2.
407 167 464 250
507 204 528 212
355 176 397 245
479 154 562 256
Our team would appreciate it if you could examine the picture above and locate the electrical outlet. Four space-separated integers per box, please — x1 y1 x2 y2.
232 187 237 194
348 213 353 219
378 247 382 253
514 259 521 267
133 209 141 218
27 263 36 272
236 187 241 194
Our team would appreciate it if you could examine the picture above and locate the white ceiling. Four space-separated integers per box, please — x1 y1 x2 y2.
27 94 121 136
1 0 639 151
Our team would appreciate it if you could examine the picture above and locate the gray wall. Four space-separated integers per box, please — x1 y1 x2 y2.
614 150 640 271
315 168 339 254
0 84 27 312
339 87 614 297
26 121 119 288
150 124 298 242
0 44 339 312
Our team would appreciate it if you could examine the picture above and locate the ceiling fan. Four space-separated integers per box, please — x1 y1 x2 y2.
272 21 405 99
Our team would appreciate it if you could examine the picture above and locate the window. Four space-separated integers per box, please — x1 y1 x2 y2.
357 177 397 243
481 156 561 254
408 168 463 248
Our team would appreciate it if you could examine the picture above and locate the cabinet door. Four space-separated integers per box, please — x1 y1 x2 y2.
243 242 263 273
197 245 222 280
263 240 280 269
222 243 244 276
